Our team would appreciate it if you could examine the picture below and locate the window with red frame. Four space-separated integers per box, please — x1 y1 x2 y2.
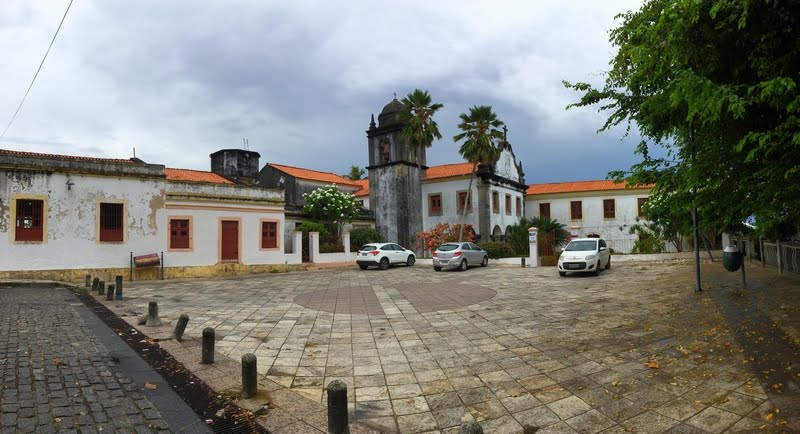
99 203 123 242
638 198 647 217
539 203 550 219
570 201 582 220
457 191 471 212
15 199 44 242
492 192 499 213
516 197 522 216
429 194 442 215
261 221 278 249
603 199 615 219
170 219 190 249
505 194 512 215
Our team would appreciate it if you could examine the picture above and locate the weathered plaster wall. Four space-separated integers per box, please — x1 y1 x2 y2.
487 183 525 237
421 178 478 230
371 165 422 249
0 170 165 270
494 149 522 183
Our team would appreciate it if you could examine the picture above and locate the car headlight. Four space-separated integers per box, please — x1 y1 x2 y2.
585 254 596 261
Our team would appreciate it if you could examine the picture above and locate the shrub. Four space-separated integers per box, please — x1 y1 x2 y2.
539 255 557 266
295 221 330 237
302 185 359 237
417 223 475 253
477 241 515 259
350 227 384 250
320 244 345 253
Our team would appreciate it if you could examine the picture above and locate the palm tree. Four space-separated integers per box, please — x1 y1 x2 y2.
453 105 504 241
344 165 365 180
399 89 444 168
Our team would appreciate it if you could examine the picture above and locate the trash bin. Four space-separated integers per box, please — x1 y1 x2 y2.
722 245 742 272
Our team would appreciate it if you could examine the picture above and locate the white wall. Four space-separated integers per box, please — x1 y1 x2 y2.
488 185 525 238
0 171 165 270
421 178 478 230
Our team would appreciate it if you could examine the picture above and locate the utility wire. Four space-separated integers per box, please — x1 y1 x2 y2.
1 0 75 139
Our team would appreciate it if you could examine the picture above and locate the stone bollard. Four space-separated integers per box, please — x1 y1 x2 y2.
92 278 99 292
459 421 483 434
521 257 526 268
115 281 123 300
326 380 350 434
98 281 105 296
106 285 114 301
115 275 123 295
173 314 189 342
145 301 164 327
85 274 91 287
201 328 215 364
241 354 258 399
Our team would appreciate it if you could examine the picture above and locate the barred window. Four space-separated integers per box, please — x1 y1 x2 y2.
99 203 123 242
570 201 582 220
603 199 615 219
15 199 44 242
261 221 278 249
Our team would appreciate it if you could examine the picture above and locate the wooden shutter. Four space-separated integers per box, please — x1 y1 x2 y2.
261 221 278 249
170 219 190 249
603 199 615 219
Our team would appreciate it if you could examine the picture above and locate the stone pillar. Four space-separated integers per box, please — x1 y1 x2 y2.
528 226 539 268
326 380 350 434
477 180 490 242
292 231 302 255
241 354 258 399
342 231 351 255
310 231 320 263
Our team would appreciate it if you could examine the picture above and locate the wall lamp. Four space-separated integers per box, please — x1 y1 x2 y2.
66 178 75 190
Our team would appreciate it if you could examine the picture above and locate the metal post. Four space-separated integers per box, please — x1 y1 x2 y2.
741 254 747 288
777 239 783 274
692 207 702 293
201 328 215 364
85 274 91 287
326 380 350 434
173 314 189 342
761 238 766 268
130 252 134 282
160 251 164 280
242 354 258 399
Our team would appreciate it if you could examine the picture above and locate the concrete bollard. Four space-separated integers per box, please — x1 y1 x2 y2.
98 281 105 296
92 278 99 292
105 284 114 297
173 314 189 342
201 328 215 364
85 274 91 287
106 285 114 301
521 257 526 268
326 380 350 434
241 354 258 399
115 275 123 295
145 301 164 327
115 281 123 300
459 421 483 434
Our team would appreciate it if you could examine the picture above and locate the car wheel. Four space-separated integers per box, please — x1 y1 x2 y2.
379 258 390 270
605 256 611 269
433 266 442 272
481 256 488 267
358 264 368 270
458 259 468 271
593 261 601 276
406 255 415 266
559 271 566 277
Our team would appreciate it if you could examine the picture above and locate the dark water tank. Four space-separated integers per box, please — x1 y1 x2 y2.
210 149 261 182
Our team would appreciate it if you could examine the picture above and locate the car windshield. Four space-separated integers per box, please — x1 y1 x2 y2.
565 240 597 251
360 245 377 251
438 243 460 251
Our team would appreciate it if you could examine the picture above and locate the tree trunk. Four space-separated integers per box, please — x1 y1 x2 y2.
458 163 478 242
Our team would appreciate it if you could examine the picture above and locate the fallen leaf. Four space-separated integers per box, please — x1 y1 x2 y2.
646 360 659 369
611 381 621 386
765 413 774 421
54 418 61 423
144 381 157 390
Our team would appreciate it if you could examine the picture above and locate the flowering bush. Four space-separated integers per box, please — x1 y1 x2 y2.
303 185 359 238
416 223 475 254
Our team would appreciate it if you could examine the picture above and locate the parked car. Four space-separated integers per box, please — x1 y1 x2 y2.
557 238 611 276
432 242 489 271
357 242 416 270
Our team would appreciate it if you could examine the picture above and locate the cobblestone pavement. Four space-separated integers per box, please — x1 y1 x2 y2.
106 259 800 433
0 286 173 433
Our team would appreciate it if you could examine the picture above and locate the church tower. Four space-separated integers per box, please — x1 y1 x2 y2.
366 97 425 250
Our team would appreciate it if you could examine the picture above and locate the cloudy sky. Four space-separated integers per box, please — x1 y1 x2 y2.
0 0 645 183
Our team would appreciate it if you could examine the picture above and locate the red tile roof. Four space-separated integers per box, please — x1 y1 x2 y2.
165 168 234 184
527 180 652 195
424 162 474 180
268 163 361 187
0 148 136 164
353 179 369 196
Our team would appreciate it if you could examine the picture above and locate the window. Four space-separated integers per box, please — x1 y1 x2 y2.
492 192 499 214
457 191 472 212
570 201 582 220
638 198 648 217
603 199 615 219
357 200 365 208
539 203 550 219
515 197 522 217
99 203 124 242
429 194 442 215
169 218 191 249
261 221 278 249
505 194 512 215
15 199 44 242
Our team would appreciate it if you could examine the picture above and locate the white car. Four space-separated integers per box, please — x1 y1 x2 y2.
357 242 416 270
557 238 611 276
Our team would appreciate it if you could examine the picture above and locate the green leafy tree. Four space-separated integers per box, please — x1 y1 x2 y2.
302 185 359 238
399 89 444 168
453 105 504 241
344 165 365 181
564 0 800 241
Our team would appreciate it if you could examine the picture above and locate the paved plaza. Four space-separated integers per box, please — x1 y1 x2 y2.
102 258 799 433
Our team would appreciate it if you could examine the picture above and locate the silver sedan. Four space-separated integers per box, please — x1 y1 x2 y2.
432 242 489 271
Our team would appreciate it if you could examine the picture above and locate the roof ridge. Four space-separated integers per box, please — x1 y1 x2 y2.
0 148 135 163
269 162 345 176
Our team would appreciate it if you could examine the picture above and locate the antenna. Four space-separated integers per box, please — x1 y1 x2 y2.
133 147 136 158
242 138 249 150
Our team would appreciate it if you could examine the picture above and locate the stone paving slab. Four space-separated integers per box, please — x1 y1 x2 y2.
97 259 799 433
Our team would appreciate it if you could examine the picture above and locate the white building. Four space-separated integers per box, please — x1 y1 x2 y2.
525 180 652 253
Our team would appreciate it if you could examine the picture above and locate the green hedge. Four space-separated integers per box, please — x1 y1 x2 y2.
350 227 384 250
477 241 516 259
320 244 345 253
295 221 330 237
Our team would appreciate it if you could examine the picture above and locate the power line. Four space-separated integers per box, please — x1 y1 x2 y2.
1 0 75 139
